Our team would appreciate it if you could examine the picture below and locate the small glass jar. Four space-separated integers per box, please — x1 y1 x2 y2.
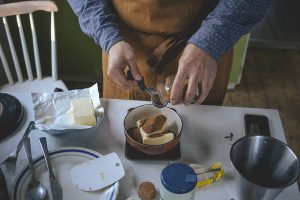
160 163 197 200
156 75 199 104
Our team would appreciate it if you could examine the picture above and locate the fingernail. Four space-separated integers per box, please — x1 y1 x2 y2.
184 102 190 106
197 98 204 105
184 98 191 106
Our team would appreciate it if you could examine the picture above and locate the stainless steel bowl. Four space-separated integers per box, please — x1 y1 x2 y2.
230 136 300 200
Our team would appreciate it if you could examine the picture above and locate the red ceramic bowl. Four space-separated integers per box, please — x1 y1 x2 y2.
124 104 183 155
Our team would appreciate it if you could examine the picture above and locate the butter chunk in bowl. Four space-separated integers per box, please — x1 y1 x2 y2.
137 114 175 145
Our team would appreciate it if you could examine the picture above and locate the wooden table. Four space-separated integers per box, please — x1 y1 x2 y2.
1 93 299 199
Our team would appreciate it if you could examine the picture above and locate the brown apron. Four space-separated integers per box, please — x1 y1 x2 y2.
102 0 233 105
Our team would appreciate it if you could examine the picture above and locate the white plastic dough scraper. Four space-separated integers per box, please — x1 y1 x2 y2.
70 152 125 191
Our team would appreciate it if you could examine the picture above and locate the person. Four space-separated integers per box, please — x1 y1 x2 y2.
67 0 271 105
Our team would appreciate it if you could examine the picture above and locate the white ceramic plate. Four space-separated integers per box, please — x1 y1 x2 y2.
12 147 119 200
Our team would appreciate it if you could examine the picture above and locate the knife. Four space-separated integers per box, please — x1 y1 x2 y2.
39 137 63 200
0 167 9 200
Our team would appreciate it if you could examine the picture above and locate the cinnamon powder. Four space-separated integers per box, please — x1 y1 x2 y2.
139 115 167 134
127 127 143 144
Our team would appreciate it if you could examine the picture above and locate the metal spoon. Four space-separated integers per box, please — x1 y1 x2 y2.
196 167 222 175
143 87 168 108
126 71 168 108
23 137 47 200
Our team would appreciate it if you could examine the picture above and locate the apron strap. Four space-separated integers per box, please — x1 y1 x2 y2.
146 36 186 73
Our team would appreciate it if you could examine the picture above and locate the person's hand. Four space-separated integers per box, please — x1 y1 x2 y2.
108 41 142 89
170 43 217 105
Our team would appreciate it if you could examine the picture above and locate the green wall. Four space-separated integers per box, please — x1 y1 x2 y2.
0 0 102 84
228 34 250 89
55 0 102 82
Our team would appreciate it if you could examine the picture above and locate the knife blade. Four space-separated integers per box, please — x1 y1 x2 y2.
39 137 63 200
0 167 9 200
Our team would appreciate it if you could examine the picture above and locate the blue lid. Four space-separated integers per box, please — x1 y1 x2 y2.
161 163 197 194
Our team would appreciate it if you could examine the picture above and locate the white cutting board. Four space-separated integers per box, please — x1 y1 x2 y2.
70 152 125 191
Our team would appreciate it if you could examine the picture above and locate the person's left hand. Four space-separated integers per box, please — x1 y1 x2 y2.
170 43 217 105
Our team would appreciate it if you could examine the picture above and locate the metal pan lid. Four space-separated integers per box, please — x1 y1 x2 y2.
0 93 24 140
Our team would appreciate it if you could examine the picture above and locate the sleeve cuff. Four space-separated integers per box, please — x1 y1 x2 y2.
188 24 229 61
98 27 124 53
188 38 220 61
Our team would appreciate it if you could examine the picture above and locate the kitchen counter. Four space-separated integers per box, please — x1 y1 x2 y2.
0 93 299 199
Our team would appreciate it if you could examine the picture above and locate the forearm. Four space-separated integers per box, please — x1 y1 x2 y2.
67 0 124 52
188 0 272 60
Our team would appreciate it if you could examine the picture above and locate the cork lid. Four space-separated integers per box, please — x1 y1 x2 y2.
138 181 156 200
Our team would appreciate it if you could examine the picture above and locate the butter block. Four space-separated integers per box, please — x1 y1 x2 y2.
71 97 96 126
143 132 174 145
139 123 167 141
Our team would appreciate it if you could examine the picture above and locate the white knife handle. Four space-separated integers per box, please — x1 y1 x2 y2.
39 137 55 177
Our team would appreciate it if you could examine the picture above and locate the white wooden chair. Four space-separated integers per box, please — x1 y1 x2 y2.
0 1 67 93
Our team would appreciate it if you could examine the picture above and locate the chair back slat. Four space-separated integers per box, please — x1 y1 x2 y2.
0 1 58 17
2 17 23 82
51 11 57 80
0 1 58 84
29 13 42 80
0 43 13 84
16 14 33 81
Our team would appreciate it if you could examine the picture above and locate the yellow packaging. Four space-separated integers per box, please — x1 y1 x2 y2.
190 162 224 188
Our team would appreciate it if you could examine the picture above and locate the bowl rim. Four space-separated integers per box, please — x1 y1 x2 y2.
123 104 183 147
230 135 300 189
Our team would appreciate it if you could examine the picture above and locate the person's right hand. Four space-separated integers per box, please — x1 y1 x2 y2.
107 41 142 89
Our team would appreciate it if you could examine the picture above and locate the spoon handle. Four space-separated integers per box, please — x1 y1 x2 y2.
196 168 222 175
39 137 55 177
126 70 146 91
23 137 35 177
136 79 146 91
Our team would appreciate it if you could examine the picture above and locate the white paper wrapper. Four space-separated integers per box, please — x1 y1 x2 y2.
32 84 104 134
